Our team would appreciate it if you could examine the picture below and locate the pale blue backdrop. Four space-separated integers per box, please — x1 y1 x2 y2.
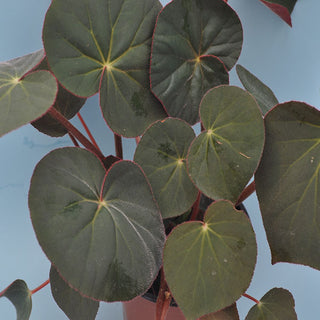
0 0 319 319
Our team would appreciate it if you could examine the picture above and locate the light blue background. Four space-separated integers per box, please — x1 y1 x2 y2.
0 0 319 319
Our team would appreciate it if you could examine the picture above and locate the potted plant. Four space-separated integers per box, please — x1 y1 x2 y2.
0 0 318 319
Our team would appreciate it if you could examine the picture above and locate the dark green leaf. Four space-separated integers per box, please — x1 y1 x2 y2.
0 280 32 320
259 0 297 26
31 58 86 137
29 148 165 301
187 86 264 203
134 118 198 218
0 50 57 137
255 102 320 269
50 266 99 320
200 303 239 320
151 0 242 124
236 65 278 115
245 288 297 320
43 0 166 137
163 200 257 320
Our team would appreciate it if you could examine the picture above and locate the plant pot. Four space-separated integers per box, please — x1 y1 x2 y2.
122 296 186 320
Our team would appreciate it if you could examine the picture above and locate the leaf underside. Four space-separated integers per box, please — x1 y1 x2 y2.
0 280 32 320
43 0 166 137
255 101 320 270
163 201 257 320
29 147 165 301
151 0 243 124
50 266 99 320
236 64 278 115
134 118 198 219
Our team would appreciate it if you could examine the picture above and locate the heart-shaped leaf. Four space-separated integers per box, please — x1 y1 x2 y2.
134 118 198 218
31 58 86 137
0 50 57 137
43 0 166 137
163 200 257 320
29 147 165 301
151 0 242 124
259 0 297 26
0 280 32 320
236 65 278 116
245 288 297 320
187 85 264 203
50 266 99 320
255 102 320 269
200 303 239 320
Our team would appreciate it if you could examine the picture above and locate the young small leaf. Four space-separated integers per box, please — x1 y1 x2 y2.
236 65 278 115
245 288 297 320
255 102 320 270
50 266 99 320
163 201 257 319
134 118 198 218
187 86 264 203
0 280 32 320
259 0 297 26
0 50 57 137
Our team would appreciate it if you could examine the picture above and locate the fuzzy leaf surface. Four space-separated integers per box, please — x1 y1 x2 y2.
245 288 297 320
43 0 165 137
259 0 297 26
236 65 278 115
50 266 99 320
151 0 242 124
0 280 32 320
134 118 198 218
0 50 57 137
255 102 320 269
187 86 264 203
163 201 257 320
29 148 165 301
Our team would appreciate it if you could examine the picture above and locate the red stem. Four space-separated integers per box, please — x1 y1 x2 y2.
156 268 172 320
236 181 256 206
189 192 201 221
48 107 104 161
77 112 102 153
68 132 80 147
114 134 123 159
31 279 50 295
242 293 261 304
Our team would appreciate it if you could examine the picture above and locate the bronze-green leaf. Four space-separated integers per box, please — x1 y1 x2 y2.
151 0 241 124
50 266 99 320
43 0 166 137
255 101 320 269
245 288 297 320
0 280 32 320
187 85 264 203
134 118 198 219
200 303 239 320
0 50 57 137
29 147 165 301
236 65 278 115
163 201 257 320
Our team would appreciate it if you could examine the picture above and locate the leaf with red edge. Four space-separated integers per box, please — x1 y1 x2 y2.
0 50 57 137
43 0 166 137
259 0 297 26
200 304 239 320
0 280 32 320
150 0 242 124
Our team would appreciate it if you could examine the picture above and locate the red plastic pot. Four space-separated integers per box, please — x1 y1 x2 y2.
123 296 186 320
